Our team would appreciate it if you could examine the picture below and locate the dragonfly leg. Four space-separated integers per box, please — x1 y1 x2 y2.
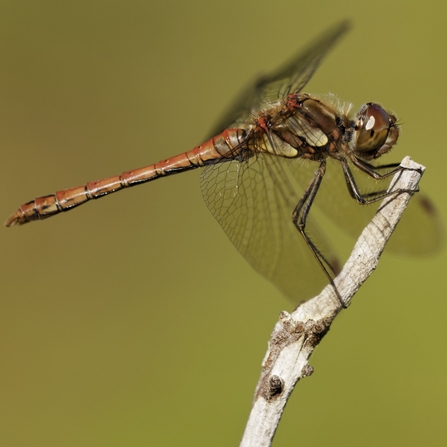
352 159 401 178
291 160 346 308
350 156 423 181
340 157 421 205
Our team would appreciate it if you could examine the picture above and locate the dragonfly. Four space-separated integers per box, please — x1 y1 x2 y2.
5 21 442 303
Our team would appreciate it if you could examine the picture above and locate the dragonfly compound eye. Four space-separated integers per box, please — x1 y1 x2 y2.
354 103 398 159
356 104 389 150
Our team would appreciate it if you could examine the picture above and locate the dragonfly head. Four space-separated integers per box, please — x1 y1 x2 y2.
352 103 399 160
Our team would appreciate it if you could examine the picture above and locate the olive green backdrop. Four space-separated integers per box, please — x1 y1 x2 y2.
0 1 446 446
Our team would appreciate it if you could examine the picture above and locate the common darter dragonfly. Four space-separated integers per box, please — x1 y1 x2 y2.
5 21 441 303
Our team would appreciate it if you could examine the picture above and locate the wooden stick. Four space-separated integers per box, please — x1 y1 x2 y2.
239 156 424 447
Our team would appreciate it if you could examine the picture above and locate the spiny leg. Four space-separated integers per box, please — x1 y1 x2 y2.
291 160 346 308
340 157 422 205
351 158 402 179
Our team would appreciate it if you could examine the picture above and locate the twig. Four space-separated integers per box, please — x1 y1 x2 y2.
239 156 424 447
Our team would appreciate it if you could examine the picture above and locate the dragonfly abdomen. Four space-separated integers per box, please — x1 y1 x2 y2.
4 129 247 226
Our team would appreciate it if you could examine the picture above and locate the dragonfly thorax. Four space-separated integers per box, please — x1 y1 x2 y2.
253 94 347 161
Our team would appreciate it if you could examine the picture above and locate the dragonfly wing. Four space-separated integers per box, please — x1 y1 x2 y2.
256 20 350 106
207 83 259 136
208 20 350 137
385 193 443 256
200 153 340 303
299 158 444 257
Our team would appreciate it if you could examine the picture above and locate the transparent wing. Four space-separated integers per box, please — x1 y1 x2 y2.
209 20 351 136
201 152 442 303
300 158 444 256
387 193 443 255
200 153 340 303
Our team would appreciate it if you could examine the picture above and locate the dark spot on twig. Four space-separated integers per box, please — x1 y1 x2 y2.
306 318 331 347
265 375 284 400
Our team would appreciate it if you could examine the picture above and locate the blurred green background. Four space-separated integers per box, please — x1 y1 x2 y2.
0 1 446 446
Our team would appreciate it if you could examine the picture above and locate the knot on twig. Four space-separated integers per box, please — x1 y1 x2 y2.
301 364 314 378
305 317 332 347
256 313 332 401
265 375 284 401
265 313 332 368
